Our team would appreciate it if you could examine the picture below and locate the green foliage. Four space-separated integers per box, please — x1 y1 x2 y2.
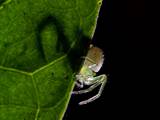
0 0 103 119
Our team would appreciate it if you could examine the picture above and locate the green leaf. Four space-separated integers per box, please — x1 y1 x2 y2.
0 0 103 119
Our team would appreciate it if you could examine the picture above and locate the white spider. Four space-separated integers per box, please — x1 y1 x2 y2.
72 45 107 105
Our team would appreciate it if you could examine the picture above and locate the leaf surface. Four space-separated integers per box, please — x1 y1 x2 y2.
0 0 103 119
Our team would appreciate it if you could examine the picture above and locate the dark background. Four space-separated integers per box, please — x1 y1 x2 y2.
64 0 157 119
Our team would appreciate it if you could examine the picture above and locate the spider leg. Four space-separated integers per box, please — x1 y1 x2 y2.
72 81 101 94
72 73 102 94
75 81 84 89
79 74 107 105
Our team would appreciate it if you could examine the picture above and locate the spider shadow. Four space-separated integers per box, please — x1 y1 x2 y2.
36 15 91 72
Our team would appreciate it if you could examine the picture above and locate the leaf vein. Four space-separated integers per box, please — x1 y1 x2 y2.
31 75 40 120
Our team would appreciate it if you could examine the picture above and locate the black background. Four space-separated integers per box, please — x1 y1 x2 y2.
64 0 157 119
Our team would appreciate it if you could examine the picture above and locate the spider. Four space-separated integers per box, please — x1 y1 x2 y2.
72 45 107 105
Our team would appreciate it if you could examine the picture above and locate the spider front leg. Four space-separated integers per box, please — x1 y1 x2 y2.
73 74 107 105
79 74 107 105
72 77 102 95
75 80 84 89
74 75 84 89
